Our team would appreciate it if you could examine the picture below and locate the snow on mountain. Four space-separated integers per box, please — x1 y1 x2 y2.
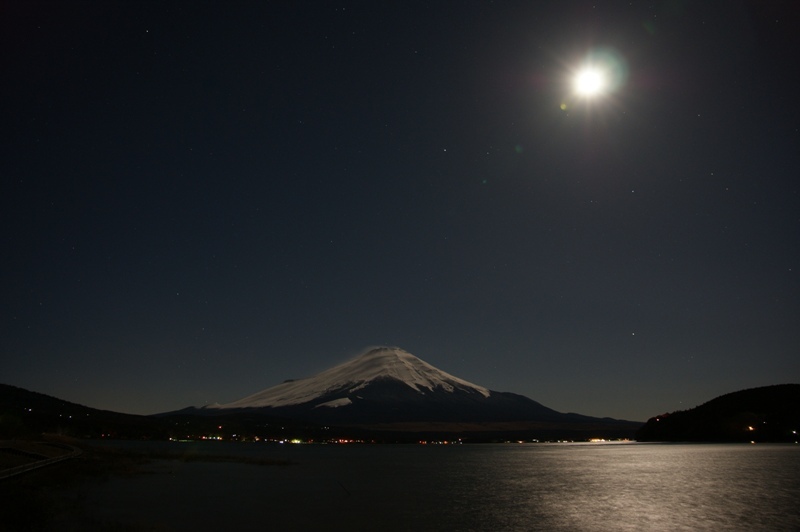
209 347 490 410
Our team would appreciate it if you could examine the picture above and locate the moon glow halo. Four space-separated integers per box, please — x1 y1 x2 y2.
574 67 607 97
563 48 628 108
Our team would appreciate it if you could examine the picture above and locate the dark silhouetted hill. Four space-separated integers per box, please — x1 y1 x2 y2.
0 383 367 442
636 384 800 442
0 383 170 439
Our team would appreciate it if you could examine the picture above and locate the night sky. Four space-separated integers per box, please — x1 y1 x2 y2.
3 1 799 422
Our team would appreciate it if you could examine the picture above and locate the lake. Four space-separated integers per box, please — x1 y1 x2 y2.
77 441 800 530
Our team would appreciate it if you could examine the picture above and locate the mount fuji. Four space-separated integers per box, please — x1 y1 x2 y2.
178 347 640 434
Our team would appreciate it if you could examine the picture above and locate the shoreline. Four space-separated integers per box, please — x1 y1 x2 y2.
0 436 293 530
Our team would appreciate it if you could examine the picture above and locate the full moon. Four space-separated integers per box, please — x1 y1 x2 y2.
574 67 607 97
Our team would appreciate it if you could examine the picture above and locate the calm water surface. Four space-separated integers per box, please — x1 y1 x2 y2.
83 442 800 531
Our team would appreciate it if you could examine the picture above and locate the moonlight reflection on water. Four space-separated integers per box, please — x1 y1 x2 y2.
78 442 800 530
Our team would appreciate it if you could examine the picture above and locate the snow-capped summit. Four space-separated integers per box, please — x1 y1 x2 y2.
167 346 641 433
194 346 581 425
210 346 490 410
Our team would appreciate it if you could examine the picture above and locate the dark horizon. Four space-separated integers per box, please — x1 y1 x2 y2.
3 1 799 422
